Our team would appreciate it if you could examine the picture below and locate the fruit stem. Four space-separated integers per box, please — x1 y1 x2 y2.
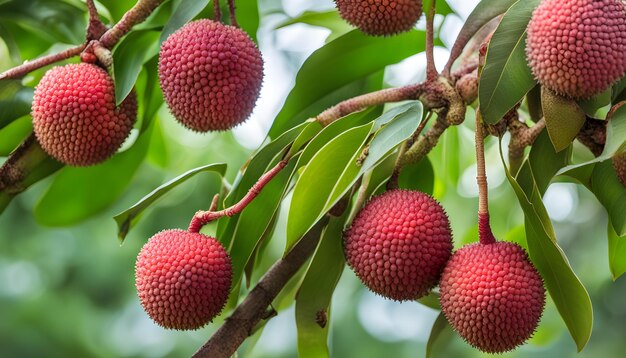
188 159 289 233
99 0 164 48
227 0 238 27
86 0 108 40
347 169 372 224
475 110 495 244
214 0 222 23
425 0 438 81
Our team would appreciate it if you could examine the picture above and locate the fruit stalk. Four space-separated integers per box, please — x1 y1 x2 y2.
99 0 164 48
475 110 495 244
192 219 329 358
188 159 289 232
214 0 222 22
227 0 238 27
425 0 437 80
0 45 86 80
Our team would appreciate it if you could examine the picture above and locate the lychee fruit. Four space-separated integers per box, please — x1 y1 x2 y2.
158 19 264 132
335 0 423 36
135 229 232 330
439 240 546 353
343 189 453 300
32 63 137 166
526 0 626 99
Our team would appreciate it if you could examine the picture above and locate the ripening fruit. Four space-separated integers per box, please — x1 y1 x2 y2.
158 19 264 132
439 241 546 353
335 0 423 36
135 229 232 330
526 0 626 99
344 189 453 300
32 63 137 166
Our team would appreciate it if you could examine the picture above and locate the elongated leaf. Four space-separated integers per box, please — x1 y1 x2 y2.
499 143 593 352
236 0 260 43
542 87 586 152
277 11 352 42
34 124 154 226
268 29 434 138
479 0 539 124
426 313 453 358
398 157 435 194
608 219 626 280
0 81 33 130
113 163 227 242
296 215 347 358
113 30 160 105
0 115 31 156
159 0 209 44
445 0 518 71
589 160 626 236
287 123 373 250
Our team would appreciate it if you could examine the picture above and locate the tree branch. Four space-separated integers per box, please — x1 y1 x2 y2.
425 0 438 80
227 0 238 27
99 0 164 48
0 45 87 80
192 218 329 358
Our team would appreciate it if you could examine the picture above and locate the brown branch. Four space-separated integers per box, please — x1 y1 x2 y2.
425 0 438 80
99 0 164 48
214 0 222 22
508 117 545 174
316 83 426 126
192 218 329 358
577 117 607 157
188 159 289 233
86 0 108 40
0 44 86 80
227 0 238 27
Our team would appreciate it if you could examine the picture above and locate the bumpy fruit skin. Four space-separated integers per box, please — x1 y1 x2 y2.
135 229 232 330
613 151 626 187
439 242 546 353
158 20 263 132
344 189 453 300
335 0 423 36
32 63 137 166
526 0 626 99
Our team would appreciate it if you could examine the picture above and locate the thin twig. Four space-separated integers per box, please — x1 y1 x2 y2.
227 0 238 27
0 44 86 80
86 0 108 40
475 110 496 244
99 0 164 48
425 0 438 80
188 159 289 233
214 0 222 22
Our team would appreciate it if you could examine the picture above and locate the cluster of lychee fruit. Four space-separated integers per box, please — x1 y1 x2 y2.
31 19 263 166
344 190 546 353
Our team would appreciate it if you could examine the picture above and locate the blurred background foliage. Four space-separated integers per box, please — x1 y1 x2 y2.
0 0 625 357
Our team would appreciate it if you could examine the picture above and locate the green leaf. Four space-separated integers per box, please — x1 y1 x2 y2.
589 160 626 236
34 124 154 226
113 30 160 105
296 215 347 358
0 80 33 130
608 219 626 280
445 0 518 71
541 87 586 152
268 30 434 138
287 123 373 251
499 142 593 352
113 163 226 242
360 101 423 172
478 0 539 124
290 120 323 156
159 0 209 44
417 291 440 310
235 0 260 43
398 157 435 194
276 11 352 42
0 115 31 156
426 313 453 358
579 89 611 117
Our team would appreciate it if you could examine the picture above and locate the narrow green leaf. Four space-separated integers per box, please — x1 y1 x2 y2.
398 158 435 194
608 219 626 280
268 30 435 138
542 87 586 152
579 89 612 117
0 80 33 130
113 163 227 242
235 0 260 43
417 291 440 310
426 313 453 358
499 142 593 352
159 0 209 44
277 11 352 42
479 0 539 124
296 215 347 358
290 120 323 156
113 30 160 105
0 115 31 156
287 123 373 250
590 160 626 236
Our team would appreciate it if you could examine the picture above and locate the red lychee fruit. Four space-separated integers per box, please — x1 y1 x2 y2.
335 0 423 36
439 241 546 353
526 0 626 99
32 63 137 166
344 189 453 300
135 229 232 330
158 19 264 132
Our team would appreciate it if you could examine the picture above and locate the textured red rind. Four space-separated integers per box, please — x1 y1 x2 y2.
32 63 137 166
344 189 453 301
335 0 423 36
526 0 626 99
135 229 233 330
158 19 263 132
439 241 546 353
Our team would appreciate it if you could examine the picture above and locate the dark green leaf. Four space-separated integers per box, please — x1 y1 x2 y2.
608 219 626 280
0 115 31 156
159 0 209 44
268 30 434 138
113 163 226 242
296 215 347 358
398 157 435 194
113 30 160 105
589 160 626 236
479 0 539 124
235 0 260 43
0 80 33 130
426 313 453 358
